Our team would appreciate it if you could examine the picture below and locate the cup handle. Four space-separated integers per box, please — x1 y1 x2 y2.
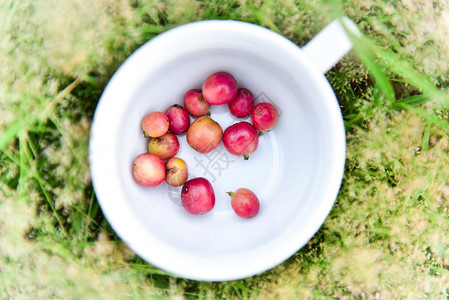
302 17 360 74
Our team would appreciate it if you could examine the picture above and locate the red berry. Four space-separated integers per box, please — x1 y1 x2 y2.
183 89 211 117
251 102 278 132
148 132 180 160
181 177 215 214
166 104 190 135
165 157 188 187
228 88 255 118
202 72 238 105
132 153 166 187
228 188 260 218
141 111 169 138
223 122 259 160
186 116 223 153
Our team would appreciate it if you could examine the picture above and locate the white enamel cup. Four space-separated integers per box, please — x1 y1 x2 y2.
89 18 358 281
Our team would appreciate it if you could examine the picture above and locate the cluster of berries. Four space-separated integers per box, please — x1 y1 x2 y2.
132 72 278 218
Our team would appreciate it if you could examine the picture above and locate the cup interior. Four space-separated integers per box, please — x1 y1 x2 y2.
90 20 346 281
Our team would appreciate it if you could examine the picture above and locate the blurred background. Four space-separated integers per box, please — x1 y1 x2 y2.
1 0 448 298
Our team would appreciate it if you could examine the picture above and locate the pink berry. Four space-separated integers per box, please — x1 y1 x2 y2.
251 102 278 132
132 153 166 187
181 177 215 214
148 132 180 160
186 116 223 153
142 111 169 138
228 188 260 218
165 104 190 135
165 157 188 187
202 72 238 105
223 122 259 160
228 88 255 118
183 89 211 117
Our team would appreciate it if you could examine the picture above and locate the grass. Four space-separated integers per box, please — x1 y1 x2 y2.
1 0 449 298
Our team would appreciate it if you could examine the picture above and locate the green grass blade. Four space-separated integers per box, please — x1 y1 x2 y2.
0 78 81 152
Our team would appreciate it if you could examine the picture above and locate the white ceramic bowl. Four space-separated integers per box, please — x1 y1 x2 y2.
89 19 353 281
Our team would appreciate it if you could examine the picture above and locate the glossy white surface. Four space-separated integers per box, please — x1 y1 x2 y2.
89 19 351 281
